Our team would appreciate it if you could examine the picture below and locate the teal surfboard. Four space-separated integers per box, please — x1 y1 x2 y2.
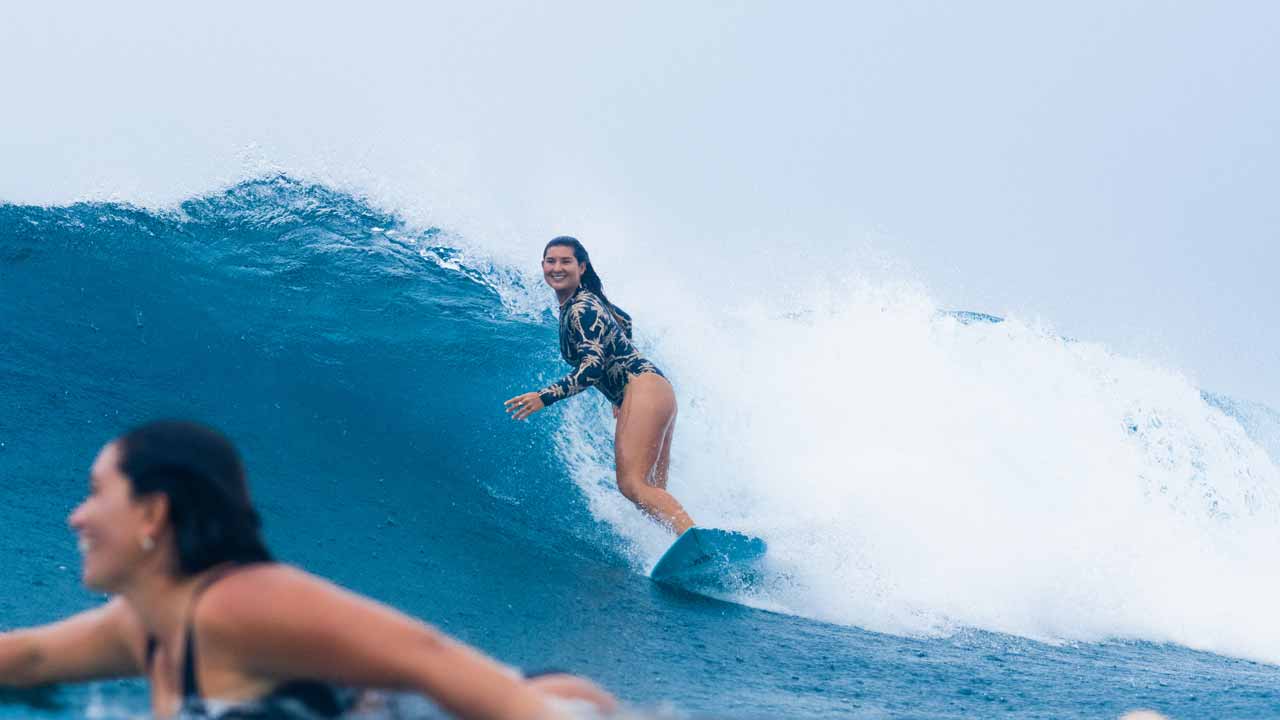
650 527 767 593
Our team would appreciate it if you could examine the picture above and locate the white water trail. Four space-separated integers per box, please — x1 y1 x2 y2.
525 267 1280 664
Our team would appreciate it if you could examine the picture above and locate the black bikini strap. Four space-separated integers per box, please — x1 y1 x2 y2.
180 565 238 701
180 624 201 701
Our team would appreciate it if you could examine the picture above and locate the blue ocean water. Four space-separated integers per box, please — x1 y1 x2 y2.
3 176 1280 719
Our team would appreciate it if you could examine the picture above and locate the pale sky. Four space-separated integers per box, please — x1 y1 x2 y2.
2 1 1276 407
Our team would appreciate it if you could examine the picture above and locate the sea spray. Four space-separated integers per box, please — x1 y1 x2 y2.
536 272 1280 662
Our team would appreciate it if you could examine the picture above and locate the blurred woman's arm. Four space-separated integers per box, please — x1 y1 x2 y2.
0 599 143 687
201 566 610 720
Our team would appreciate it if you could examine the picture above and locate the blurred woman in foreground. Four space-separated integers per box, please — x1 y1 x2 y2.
0 420 614 719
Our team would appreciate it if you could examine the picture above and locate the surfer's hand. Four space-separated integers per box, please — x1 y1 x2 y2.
612 405 620 419
505 392 545 421
527 673 617 715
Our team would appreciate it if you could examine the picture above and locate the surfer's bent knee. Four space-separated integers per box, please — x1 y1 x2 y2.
616 473 648 502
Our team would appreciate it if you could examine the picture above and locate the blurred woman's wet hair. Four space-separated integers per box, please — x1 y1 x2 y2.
117 420 272 575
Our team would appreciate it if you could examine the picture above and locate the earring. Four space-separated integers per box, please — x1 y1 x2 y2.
139 535 155 552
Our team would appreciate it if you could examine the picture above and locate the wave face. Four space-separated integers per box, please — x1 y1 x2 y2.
0 177 628 629
4 176 1280 718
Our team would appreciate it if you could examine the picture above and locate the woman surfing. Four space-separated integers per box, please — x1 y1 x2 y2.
505 237 695 535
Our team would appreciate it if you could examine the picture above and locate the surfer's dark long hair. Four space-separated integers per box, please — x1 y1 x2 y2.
543 236 632 329
117 420 273 576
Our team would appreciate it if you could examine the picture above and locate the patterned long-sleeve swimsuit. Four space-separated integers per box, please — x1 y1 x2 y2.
537 286 665 408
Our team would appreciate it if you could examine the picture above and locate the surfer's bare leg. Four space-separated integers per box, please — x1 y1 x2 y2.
652 411 675 489
615 373 694 534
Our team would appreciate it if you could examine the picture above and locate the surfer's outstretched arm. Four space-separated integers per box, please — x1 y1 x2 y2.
0 599 144 687
536 296 609 407
506 295 609 421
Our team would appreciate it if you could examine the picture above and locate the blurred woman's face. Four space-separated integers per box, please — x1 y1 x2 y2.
542 245 585 294
67 443 159 592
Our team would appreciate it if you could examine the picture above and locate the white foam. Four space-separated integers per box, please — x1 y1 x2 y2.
544 268 1280 664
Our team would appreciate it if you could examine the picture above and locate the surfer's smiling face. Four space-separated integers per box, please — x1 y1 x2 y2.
68 443 165 592
542 245 585 293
